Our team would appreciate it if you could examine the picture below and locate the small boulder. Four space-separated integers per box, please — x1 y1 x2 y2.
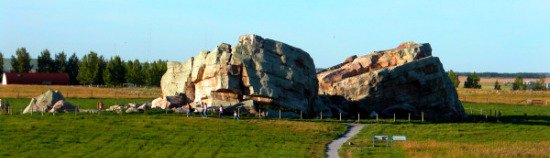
151 97 170 109
107 105 123 111
125 107 139 113
23 90 77 114
137 103 150 111
172 107 186 113
49 100 76 113
128 103 137 108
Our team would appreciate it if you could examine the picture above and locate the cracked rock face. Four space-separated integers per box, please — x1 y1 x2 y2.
317 42 466 120
161 34 318 114
23 90 77 114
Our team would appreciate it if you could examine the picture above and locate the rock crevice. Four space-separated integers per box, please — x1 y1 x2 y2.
161 34 317 116
317 42 466 120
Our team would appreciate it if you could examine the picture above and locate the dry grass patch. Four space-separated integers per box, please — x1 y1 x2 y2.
402 140 550 158
0 85 161 98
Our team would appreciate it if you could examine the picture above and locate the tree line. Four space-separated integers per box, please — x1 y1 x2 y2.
448 70 547 91
0 47 167 87
454 72 549 78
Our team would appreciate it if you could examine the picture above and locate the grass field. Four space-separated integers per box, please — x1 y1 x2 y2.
458 77 550 91
0 85 161 98
1 98 155 112
0 114 347 157
2 85 550 157
455 77 550 105
457 88 550 105
339 102 550 158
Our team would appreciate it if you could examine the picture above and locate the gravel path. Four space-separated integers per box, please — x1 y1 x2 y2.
326 123 365 158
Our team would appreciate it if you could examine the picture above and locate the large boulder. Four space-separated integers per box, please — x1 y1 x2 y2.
161 34 318 116
317 42 466 120
23 90 77 114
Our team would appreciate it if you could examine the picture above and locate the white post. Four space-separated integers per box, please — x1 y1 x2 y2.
339 112 342 121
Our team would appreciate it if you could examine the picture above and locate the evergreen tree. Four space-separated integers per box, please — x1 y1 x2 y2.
464 72 481 89
148 60 167 87
0 52 3 72
97 56 107 85
77 51 103 85
494 80 501 90
533 77 547 91
54 52 67 73
448 70 460 88
67 53 80 85
37 49 55 72
141 62 151 86
125 59 144 85
103 56 126 86
512 76 525 90
10 47 33 73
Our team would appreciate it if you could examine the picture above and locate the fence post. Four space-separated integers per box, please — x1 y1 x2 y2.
408 113 411 122
279 110 281 119
422 112 426 122
357 113 360 122
339 112 342 121
376 113 379 122
393 113 396 122
320 111 323 120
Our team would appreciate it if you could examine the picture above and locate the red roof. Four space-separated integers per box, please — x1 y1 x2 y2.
3 73 70 85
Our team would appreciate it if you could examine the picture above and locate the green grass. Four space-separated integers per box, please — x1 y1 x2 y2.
1 98 154 112
339 102 550 158
0 114 347 158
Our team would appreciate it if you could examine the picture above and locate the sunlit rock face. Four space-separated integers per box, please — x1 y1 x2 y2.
317 42 466 120
161 34 318 117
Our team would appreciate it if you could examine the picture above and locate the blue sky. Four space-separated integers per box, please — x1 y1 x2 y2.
1 0 549 72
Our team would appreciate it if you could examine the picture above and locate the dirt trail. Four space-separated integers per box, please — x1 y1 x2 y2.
326 123 365 158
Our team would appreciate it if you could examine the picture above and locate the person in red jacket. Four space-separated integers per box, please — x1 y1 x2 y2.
98 101 104 111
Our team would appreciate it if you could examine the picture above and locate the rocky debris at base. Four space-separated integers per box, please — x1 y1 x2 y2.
23 90 77 114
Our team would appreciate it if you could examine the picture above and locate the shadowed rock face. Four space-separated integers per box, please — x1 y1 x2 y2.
317 42 466 120
161 34 318 115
